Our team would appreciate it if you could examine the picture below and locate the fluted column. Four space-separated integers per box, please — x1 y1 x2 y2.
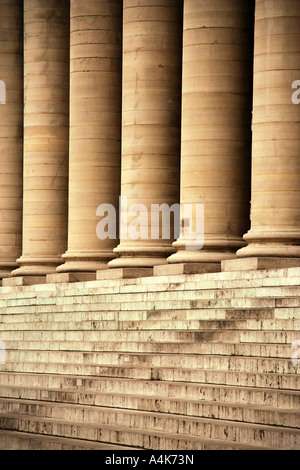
0 0 23 278
168 0 254 265
108 0 182 268
57 0 122 273
237 0 300 259
12 0 69 276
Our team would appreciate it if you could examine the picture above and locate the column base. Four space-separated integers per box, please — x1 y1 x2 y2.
2 276 46 287
56 251 116 273
0 262 20 280
96 267 153 280
168 237 245 264
11 256 61 277
46 272 97 284
222 257 300 272
237 231 300 259
108 243 174 268
153 262 221 276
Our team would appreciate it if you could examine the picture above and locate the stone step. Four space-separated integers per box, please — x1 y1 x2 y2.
1 306 287 322
93 365 300 390
0 416 274 451
0 384 298 428
0 429 136 450
2 285 300 308
0 316 299 331
1 307 299 326
0 399 299 449
1 297 299 315
0 327 299 345
1 339 295 358
1 267 300 298
1 372 298 409
2 349 300 375
1 362 299 390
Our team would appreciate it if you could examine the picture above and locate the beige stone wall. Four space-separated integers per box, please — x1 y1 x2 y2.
0 0 23 277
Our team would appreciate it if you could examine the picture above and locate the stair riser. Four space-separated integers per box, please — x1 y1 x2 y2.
0 390 298 428
1 308 299 325
2 350 299 375
0 340 295 358
0 271 300 306
0 412 298 449
1 373 298 409
0 418 260 450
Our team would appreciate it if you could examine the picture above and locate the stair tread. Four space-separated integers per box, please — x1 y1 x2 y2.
0 425 274 451
0 429 137 450
1 386 299 412
1 370 298 393
1 397 299 427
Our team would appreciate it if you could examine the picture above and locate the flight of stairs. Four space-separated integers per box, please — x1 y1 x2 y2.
0 266 299 450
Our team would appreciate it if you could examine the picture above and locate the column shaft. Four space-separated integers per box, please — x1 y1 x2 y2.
237 0 300 258
0 0 23 278
168 0 254 265
109 0 182 268
57 0 122 273
12 0 70 276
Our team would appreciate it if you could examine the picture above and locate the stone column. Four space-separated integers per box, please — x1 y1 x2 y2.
57 0 122 273
12 0 69 277
237 0 300 262
108 0 182 268
168 0 254 266
0 0 23 278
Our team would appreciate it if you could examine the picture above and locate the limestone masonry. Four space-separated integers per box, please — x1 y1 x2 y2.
0 0 299 451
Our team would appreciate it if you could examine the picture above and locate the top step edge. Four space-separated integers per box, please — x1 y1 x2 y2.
1 267 300 294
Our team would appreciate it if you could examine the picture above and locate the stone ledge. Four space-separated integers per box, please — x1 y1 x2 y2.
221 257 300 272
46 273 97 284
153 263 221 276
2 276 46 287
96 267 153 280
